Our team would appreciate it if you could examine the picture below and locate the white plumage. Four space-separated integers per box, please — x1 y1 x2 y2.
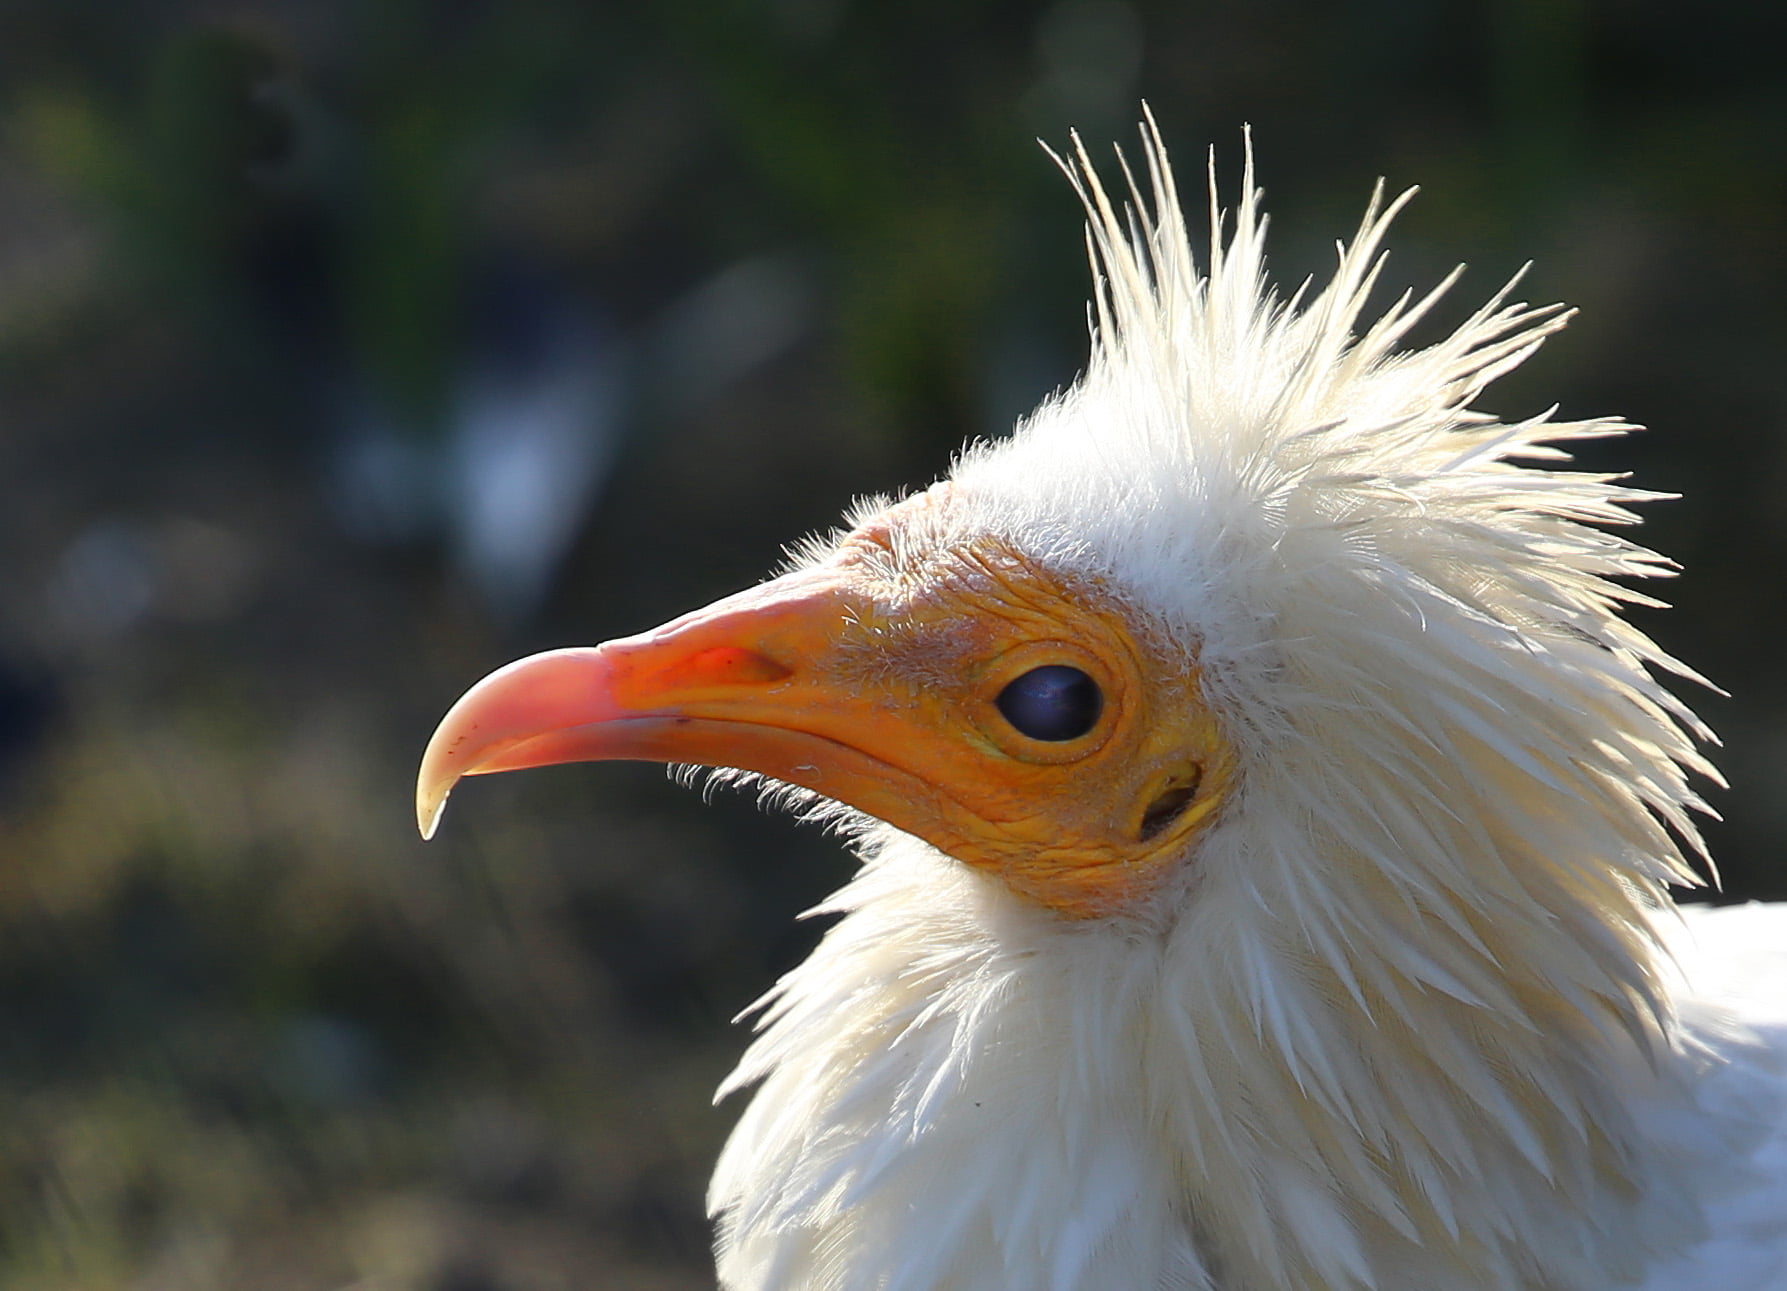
420 117 1787 1290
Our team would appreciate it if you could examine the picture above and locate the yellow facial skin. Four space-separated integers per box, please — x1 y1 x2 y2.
418 495 1233 920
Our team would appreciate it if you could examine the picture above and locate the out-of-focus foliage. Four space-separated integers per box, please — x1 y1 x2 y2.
0 1 1781 1286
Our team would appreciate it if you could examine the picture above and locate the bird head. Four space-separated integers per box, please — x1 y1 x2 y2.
419 116 1711 939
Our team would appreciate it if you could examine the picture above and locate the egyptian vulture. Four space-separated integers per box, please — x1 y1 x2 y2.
418 118 1787 1290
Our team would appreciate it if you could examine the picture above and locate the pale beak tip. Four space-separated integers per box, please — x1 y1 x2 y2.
416 776 453 840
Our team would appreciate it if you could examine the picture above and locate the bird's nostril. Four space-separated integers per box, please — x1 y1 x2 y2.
1138 767 1202 842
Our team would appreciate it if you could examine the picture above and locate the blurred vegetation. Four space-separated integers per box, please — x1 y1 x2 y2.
0 1 1782 1287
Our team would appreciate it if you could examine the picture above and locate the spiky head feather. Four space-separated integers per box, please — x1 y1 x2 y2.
709 118 1745 1291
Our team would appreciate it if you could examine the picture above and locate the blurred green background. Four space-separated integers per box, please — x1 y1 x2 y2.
0 1 1782 1287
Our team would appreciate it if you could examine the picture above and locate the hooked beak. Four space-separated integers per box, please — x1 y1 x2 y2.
416 565 949 842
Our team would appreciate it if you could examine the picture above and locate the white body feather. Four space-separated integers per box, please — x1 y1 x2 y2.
706 124 1787 1290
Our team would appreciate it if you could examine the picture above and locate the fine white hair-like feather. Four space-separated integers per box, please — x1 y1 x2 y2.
704 116 1785 1291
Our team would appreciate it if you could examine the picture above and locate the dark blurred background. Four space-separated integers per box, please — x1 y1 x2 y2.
0 1 1781 1287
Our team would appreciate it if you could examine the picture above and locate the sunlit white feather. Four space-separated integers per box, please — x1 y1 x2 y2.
704 119 1787 1290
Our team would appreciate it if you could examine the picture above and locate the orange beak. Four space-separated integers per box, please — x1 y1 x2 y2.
417 564 952 843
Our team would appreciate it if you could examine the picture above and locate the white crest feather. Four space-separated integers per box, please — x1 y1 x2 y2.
705 117 1785 1291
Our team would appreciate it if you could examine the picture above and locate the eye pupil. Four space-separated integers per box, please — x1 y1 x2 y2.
995 666 1103 742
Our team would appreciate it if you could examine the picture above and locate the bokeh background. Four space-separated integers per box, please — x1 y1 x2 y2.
0 2 1782 1287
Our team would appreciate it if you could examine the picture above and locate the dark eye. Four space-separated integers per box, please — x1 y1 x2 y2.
995 665 1104 742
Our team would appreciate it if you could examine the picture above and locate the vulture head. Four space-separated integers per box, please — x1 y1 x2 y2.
417 118 1781 1291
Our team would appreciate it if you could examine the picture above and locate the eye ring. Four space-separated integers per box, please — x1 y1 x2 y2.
995 665 1104 742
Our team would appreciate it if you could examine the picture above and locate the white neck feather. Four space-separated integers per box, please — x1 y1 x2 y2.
708 819 1712 1291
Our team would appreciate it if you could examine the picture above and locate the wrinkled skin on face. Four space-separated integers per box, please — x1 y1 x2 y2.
419 489 1233 919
